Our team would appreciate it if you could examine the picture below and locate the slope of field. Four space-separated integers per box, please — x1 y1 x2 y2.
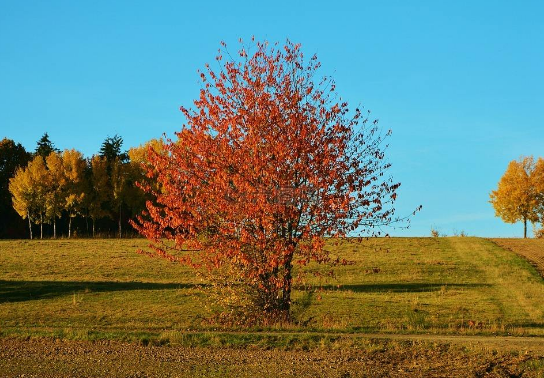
491 238 544 278
0 237 543 339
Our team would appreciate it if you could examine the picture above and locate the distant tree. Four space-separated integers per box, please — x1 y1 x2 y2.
9 155 49 239
111 158 128 238
132 40 405 323
44 152 65 238
62 149 86 238
86 156 111 237
9 166 34 239
127 139 165 169
100 135 129 237
533 158 544 234
490 156 541 238
35 132 60 158
0 138 31 237
125 139 164 217
99 135 128 165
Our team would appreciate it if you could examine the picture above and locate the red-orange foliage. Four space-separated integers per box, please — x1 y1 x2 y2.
132 40 404 321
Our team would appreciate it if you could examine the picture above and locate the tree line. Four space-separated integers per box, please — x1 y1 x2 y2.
1 133 153 239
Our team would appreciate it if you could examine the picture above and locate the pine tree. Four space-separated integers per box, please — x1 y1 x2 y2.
35 133 60 158
0 138 31 237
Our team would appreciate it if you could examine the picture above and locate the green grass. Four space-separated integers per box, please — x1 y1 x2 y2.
0 237 543 343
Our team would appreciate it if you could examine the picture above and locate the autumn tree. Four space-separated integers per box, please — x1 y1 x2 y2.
62 149 86 237
44 152 65 238
532 158 544 236
125 141 162 218
110 159 127 238
9 155 49 239
85 156 111 237
133 40 406 323
100 135 129 238
9 166 34 239
490 156 542 238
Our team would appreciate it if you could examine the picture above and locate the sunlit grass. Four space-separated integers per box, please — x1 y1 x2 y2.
491 238 544 277
0 237 543 341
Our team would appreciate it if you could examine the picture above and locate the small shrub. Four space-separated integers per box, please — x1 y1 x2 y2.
452 229 467 237
431 228 440 238
534 227 544 239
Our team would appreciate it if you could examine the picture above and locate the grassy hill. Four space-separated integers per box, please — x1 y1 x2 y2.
0 237 542 342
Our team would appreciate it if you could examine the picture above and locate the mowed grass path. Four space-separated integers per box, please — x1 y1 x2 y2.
0 237 542 341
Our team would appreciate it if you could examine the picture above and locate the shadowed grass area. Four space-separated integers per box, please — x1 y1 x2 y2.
0 237 543 340
318 282 490 293
0 280 198 303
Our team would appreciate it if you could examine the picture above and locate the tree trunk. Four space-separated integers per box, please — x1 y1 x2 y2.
118 204 122 238
40 222 43 240
68 217 72 238
281 255 293 320
53 219 56 239
92 218 95 238
524 218 527 238
280 223 295 321
27 212 32 240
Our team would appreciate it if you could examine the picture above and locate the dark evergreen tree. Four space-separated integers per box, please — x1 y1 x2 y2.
35 132 60 158
99 135 128 164
0 138 31 237
99 134 129 237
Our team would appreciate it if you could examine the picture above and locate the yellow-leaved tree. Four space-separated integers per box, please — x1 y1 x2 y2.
45 152 65 238
125 141 158 218
490 156 542 238
532 158 544 237
86 155 110 237
62 149 86 238
9 155 49 239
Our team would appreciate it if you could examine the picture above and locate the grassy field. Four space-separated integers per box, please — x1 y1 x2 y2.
1 237 543 376
0 237 543 341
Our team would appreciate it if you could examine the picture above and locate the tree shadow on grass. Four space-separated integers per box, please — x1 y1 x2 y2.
0 280 200 304
318 283 491 293
509 322 544 329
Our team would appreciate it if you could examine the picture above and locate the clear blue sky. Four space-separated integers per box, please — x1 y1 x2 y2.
1 0 543 237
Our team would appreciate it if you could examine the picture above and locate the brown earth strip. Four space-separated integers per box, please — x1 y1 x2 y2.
0 336 543 378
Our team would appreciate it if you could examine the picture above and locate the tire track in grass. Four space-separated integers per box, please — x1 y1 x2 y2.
491 239 544 279
450 238 544 327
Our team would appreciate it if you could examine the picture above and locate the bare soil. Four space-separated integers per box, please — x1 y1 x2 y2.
0 337 543 378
